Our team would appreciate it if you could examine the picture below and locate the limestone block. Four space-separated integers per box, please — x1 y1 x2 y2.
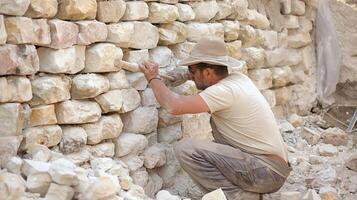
322 127 348 146
182 113 212 140
0 77 11 102
81 174 119 200
59 126 87 154
76 20 107 45
25 0 58 18
274 87 291 105
143 144 166 169
226 40 242 59
169 41 195 60
84 43 122 73
122 1 149 21
261 90 276 108
212 1 232 21
202 188 227 200
106 70 130 90
130 21 159 49
281 191 302 200
285 15 299 29
158 108 182 128
28 144 52 161
319 144 338 157
149 46 174 68
22 125 62 150
141 88 160 108
122 107 159 134
65 147 91 165
123 49 149 64
148 3 179 23
94 90 123 113
47 19 78 49
288 31 312 48
0 0 30 16
239 25 265 48
126 72 148 91
156 190 180 200
120 88 141 113
261 30 278 50
32 19 51 46
122 182 146 199
265 0 285 32
106 22 134 48
71 74 110 99
186 22 224 42
271 66 294 88
298 16 313 33
4 157 23 174
45 183 74 200
301 127 321 145
115 133 148 157
244 9 270 29
131 168 148 188
0 44 39 75
121 155 144 172
30 75 71 106
291 0 305 15
265 48 287 67
144 170 163 198
158 123 182 144
0 103 24 136
89 142 115 157
146 132 158 146
176 3 195 22
26 172 51 197
241 47 265 69
21 159 51 177
248 69 272 90
0 15 6 44
221 20 239 42
0 76 32 103
345 154 357 173
29 104 57 127
189 1 219 22
96 0 126 23
157 146 180 187
0 172 26 200
38 46 85 74
227 0 248 20
283 48 302 66
55 100 102 124
281 0 292 15
0 136 23 167
57 0 97 20
49 158 79 186
82 114 123 145
159 21 187 45
4 17 36 44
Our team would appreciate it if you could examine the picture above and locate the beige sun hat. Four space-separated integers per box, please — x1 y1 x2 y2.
178 37 244 73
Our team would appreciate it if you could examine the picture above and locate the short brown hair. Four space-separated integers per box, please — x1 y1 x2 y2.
195 63 228 77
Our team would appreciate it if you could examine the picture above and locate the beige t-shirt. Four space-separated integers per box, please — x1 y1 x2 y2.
199 72 288 162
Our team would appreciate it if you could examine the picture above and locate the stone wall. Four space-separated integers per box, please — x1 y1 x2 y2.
0 0 318 199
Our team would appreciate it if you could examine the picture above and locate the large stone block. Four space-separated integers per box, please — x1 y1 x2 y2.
0 172 26 199
55 100 102 124
141 88 160 108
281 0 291 15
38 46 85 74
22 125 62 150
148 3 179 23
89 142 115 157
0 136 23 167
149 46 174 68
0 15 6 44
45 183 74 200
71 74 110 99
265 0 285 31
241 47 265 69
33 19 51 45
96 0 126 23
248 69 273 90
244 9 270 29
285 15 299 29
26 172 51 197
0 76 32 103
25 0 58 18
106 22 134 48
123 49 149 64
158 21 187 45
262 30 278 50
106 70 130 90
226 40 242 59
49 159 78 186
0 44 39 75
115 133 148 157
29 104 57 127
57 0 97 20
271 66 294 88
96 88 141 113
21 159 51 177
169 41 195 60
261 90 276 108
126 72 148 91
0 0 30 16
80 174 120 200
176 3 195 22
30 75 71 106
182 113 212 140
59 126 87 154
212 1 232 21
222 20 240 42
76 20 107 45
186 22 224 42
122 106 158 134
287 31 312 48
130 21 159 49
228 0 248 20
274 87 291 105
84 43 122 73
4 16 36 44
189 1 219 22
239 25 265 48
47 19 79 49
322 127 348 146
0 103 24 136
291 0 305 15
122 1 149 21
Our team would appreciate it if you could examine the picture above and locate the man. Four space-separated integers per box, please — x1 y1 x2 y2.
139 37 291 200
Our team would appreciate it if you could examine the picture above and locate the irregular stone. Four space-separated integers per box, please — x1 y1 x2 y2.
0 103 24 136
168 41 195 60
26 172 51 196
121 88 142 113
182 113 212 140
157 146 180 187
244 9 270 29
149 46 174 68
122 107 159 134
94 90 123 113
265 0 285 31
261 90 276 108
143 143 166 169
4 157 23 174
226 40 242 59
322 127 348 146
228 0 248 20
106 70 130 90
0 15 6 44
0 76 32 103
141 88 160 108
0 136 23 167
0 172 26 200
271 66 294 88
186 22 224 42
55 100 101 124
158 108 182 128
156 190 180 200
212 1 232 20
115 133 148 157
84 43 122 73
262 30 278 50
288 31 312 48
4 16 36 44
30 75 71 106
302 189 321 200
49 158 78 186
281 191 302 200
81 174 119 200
106 22 134 48
121 155 144 172
59 126 87 154
76 20 107 45
45 183 74 200
241 47 265 69
126 72 148 91
176 3 195 22
291 0 305 15
345 154 357 173
129 21 159 49
82 114 123 145
122 1 149 21
25 144 51 161
158 123 182 144
65 147 91 165
123 49 149 64
96 0 126 23
283 48 302 66
144 170 163 198
239 25 265 48
148 3 179 23
0 0 30 16
89 142 115 157
32 19 51 46
47 19 78 49
248 69 272 90
299 16 313 33
146 132 158 146
22 125 62 150
25 0 58 18
159 21 187 45
222 20 240 42
285 15 299 29
318 144 338 157
189 1 219 23
274 87 291 105
22 159 51 177
281 0 291 15
29 104 57 127
56 0 97 20
202 188 227 200
71 73 110 99
130 169 148 189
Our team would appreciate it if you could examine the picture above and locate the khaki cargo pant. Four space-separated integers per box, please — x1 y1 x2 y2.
174 138 290 200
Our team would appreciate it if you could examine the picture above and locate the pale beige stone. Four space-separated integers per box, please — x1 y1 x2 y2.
65 147 91 165
156 190 180 200
244 9 270 29
26 172 51 197
71 74 110 99
302 189 321 200
176 3 195 22
21 159 51 177
4 157 23 174
49 159 78 186
283 48 302 66
322 127 348 146
5 16 36 44
262 30 278 50
22 125 62 150
291 0 305 15
55 100 102 124
32 19 51 45
131 168 148 188
182 113 212 140
0 76 32 103
298 16 313 33
271 66 294 88
106 70 130 90
186 22 224 42
29 104 57 127
144 170 163 197
228 0 248 20
287 31 312 48
27 144 52 162
146 132 158 146
285 15 299 29
141 88 160 108
148 2 179 23
143 144 166 169
345 154 357 173
189 1 219 23
81 174 120 200
0 136 23 167
94 90 123 113
265 0 285 31
241 47 265 69
89 142 115 157
159 21 187 45
202 188 227 200
47 19 79 49
226 40 242 59
123 49 149 64
107 22 134 48
0 15 6 44
0 103 23 136
212 1 232 20
274 87 291 105
158 123 182 144
115 133 148 157
248 69 272 90
130 21 159 49
122 1 149 21
126 72 148 91
25 0 58 18
84 43 122 73
222 20 240 42
38 46 85 74
59 126 87 154
30 75 71 106
96 0 126 23
265 48 287 68
76 20 107 45
149 46 174 67
169 41 195 60
45 183 74 200
0 172 26 200
120 88 142 113
122 107 158 134
0 0 30 16
239 25 265 48
57 0 97 20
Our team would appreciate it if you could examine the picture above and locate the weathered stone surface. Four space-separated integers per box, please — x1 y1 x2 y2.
81 174 120 200
0 0 30 16
122 106 159 134
212 1 232 20
262 30 278 50
244 9 270 29
55 100 102 124
345 154 357 173
143 144 166 169
82 114 123 145
122 182 146 199
47 19 79 49
322 127 348 146
169 41 195 60
0 76 32 103
84 43 122 73
288 31 312 48
241 47 265 69
30 75 71 106
29 104 57 127
159 21 187 45
248 69 272 90
285 15 299 29
156 190 180 200
4 17 35 44
115 133 148 158
71 74 109 99
4 157 22 174
130 21 159 49
106 70 130 90
27 144 52 162
121 155 144 172
26 172 51 196
189 1 218 22
65 147 91 165
76 20 107 45
126 72 148 91
228 0 248 20
281 191 302 200
33 19 51 45
0 136 23 167
221 20 240 42
176 3 195 22
148 3 179 23
239 25 265 48
158 123 182 144
0 103 23 136
59 126 87 154
96 0 126 23
89 142 115 157
226 40 242 59
146 132 158 146
144 170 163 198
186 22 224 42
157 146 180 187
106 22 133 48
122 1 149 21
0 172 26 200
0 15 6 44
25 0 58 18
202 188 227 200
141 88 160 108
319 144 338 157
271 66 294 88
56 0 97 20
45 183 74 200
149 46 174 68
49 158 78 186
95 88 140 113
291 0 305 15
21 159 51 178
123 49 149 64
38 46 85 74
288 113 304 127
22 125 62 150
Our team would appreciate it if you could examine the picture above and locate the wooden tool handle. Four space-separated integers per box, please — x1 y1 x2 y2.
120 61 175 81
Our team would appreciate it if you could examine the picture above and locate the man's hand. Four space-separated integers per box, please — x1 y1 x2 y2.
139 60 160 82
165 66 191 87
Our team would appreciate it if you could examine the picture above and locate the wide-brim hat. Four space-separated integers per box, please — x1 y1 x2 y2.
178 37 244 73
